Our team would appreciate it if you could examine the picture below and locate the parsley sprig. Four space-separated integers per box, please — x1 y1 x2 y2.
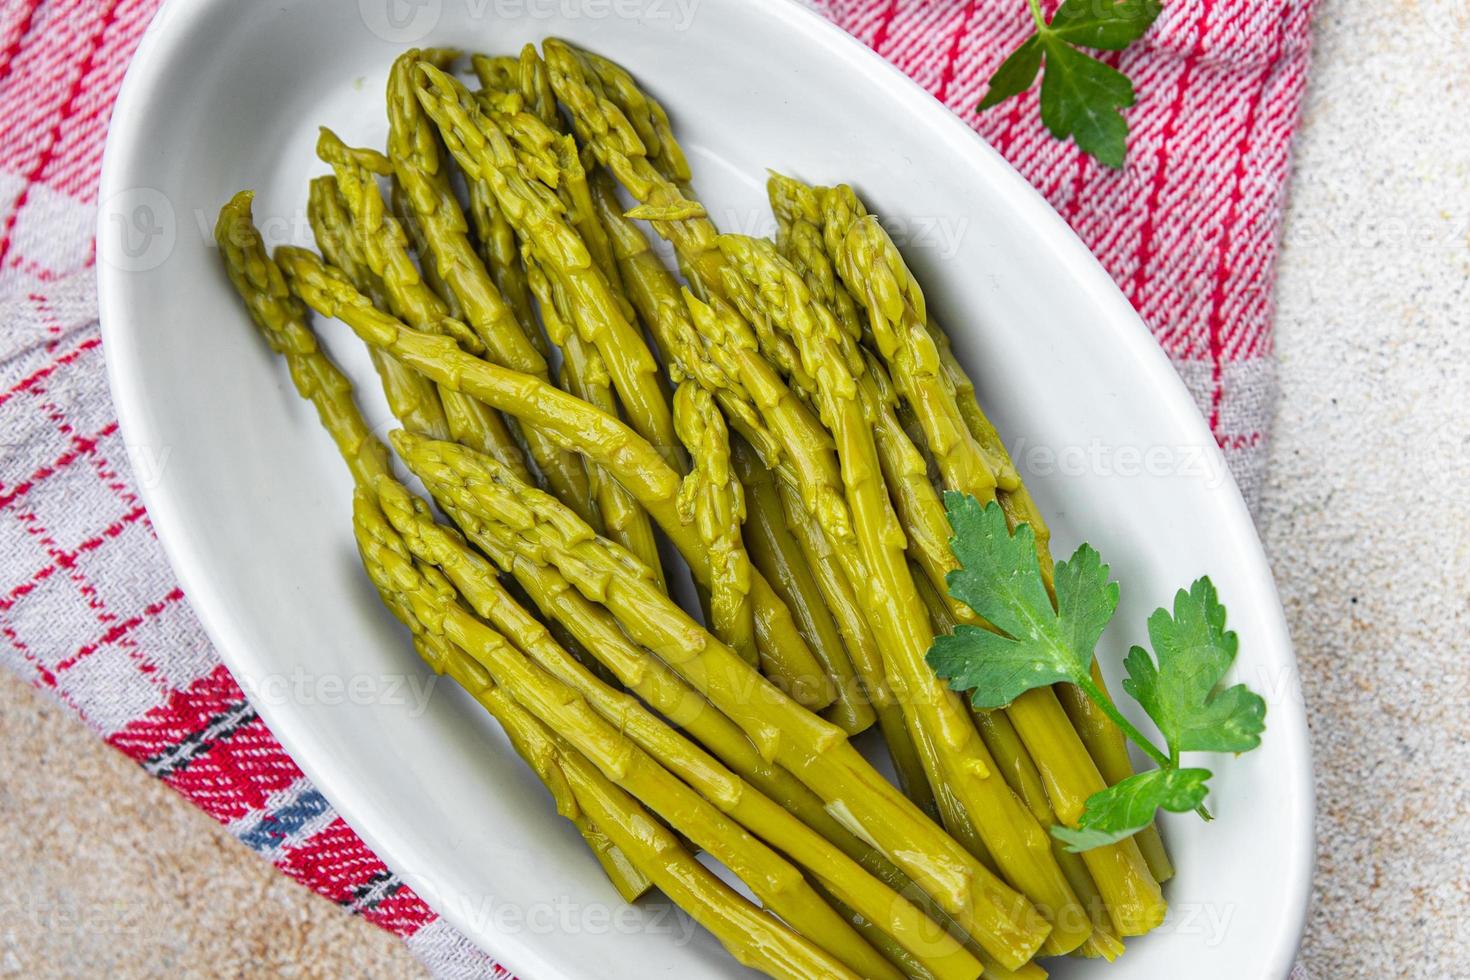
979 0 1163 168
927 493 1267 851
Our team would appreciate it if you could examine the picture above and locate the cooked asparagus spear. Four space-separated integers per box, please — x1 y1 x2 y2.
465 49 668 588
276 245 832 709
353 493 850 979
374 476 985 980
321 119 598 527
541 39 719 290
214 190 645 899
672 382 757 663
394 428 1052 970
522 242 667 587
731 434 872 734
796 175 1169 926
412 62 679 468
915 568 1125 961
356 490 894 980
717 234 1093 955
305 175 456 448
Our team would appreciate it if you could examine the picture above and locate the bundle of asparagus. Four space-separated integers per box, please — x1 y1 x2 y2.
214 42 1174 979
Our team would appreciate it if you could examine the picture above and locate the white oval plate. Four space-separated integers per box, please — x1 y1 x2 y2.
98 1 1313 976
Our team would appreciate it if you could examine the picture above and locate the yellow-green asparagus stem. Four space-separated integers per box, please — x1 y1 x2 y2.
521 244 667 587
541 40 720 290
717 234 1092 955
1056 683 1174 885
915 572 1124 961
356 493 893 980
276 244 832 709
413 62 679 467
355 511 835 980
375 563 653 903
306 176 457 447
374 477 985 980
215 190 645 899
731 435 872 734
315 128 554 491
473 46 671 590
672 383 757 664
394 429 1051 970
773 476 938 816
805 177 1170 921
923 321 1173 886
398 439 1020 976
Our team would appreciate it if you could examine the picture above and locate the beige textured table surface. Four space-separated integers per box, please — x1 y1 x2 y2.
2 2 1466 977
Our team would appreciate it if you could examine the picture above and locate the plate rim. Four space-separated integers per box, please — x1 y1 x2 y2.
96 1 1316 976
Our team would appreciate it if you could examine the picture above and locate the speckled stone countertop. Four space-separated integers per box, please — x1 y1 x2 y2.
1 1 1464 977
1259 0 1470 976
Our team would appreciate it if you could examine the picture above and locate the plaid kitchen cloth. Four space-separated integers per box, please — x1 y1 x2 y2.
0 0 1318 975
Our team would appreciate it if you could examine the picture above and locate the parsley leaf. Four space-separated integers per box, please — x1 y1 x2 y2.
927 492 1117 709
1123 577 1268 757
979 0 1163 167
1052 767 1212 852
977 36 1042 110
926 492 1269 852
1049 0 1162 49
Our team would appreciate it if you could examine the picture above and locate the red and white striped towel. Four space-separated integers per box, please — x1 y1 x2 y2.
0 0 1317 975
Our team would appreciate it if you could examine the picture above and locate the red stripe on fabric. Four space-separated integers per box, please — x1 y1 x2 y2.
1128 9 1213 307
934 0 979 104
1204 18 1289 433
0 562 55 612
0 505 145 613
0 0 119 268
869 0 901 55
276 818 435 936
0 419 117 510
0 617 55 688
0 0 44 85
0 334 101 408
53 585 184 673
164 717 306 824
1217 431 1263 451
107 662 245 761
362 887 437 935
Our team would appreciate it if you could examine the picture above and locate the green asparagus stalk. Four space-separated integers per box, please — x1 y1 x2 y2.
412 62 679 467
314 128 556 499
803 177 1169 928
305 176 456 447
522 243 667 587
716 234 1093 955
672 382 757 663
914 568 1125 961
214 191 646 899
355 490 895 980
357 499 651 903
393 428 1052 970
923 317 1173 886
540 40 720 291
276 245 832 709
731 434 872 734
353 494 845 979
373 476 986 980
328 98 596 528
